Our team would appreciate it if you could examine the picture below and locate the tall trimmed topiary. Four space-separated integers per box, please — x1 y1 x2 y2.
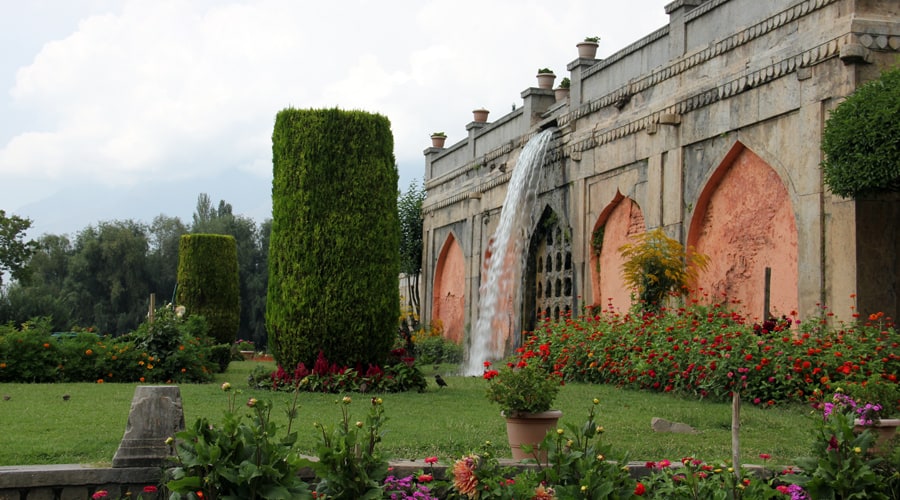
267 108 400 370
822 65 900 198
176 234 240 345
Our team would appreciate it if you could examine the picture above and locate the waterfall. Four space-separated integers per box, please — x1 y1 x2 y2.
463 129 555 376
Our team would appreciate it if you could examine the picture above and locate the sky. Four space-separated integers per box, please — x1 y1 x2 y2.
0 0 670 238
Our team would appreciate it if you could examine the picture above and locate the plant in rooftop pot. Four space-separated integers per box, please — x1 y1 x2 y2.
430 132 447 148
483 360 562 461
536 68 556 90
577 36 600 59
555 77 571 102
472 108 490 123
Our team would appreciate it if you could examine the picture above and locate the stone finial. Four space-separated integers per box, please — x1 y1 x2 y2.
112 386 186 468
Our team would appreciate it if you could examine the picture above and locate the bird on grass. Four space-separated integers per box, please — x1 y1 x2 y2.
434 374 448 389
2 395 9 401
62 394 70 401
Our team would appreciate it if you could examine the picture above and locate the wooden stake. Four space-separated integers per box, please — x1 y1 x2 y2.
732 391 741 478
149 293 156 324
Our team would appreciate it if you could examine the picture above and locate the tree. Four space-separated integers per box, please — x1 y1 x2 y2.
398 180 424 329
267 108 399 370
822 66 900 198
148 214 189 304
0 210 36 288
176 234 241 346
66 220 152 333
619 228 709 312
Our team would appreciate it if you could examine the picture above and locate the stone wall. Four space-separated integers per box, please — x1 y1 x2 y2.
421 0 900 356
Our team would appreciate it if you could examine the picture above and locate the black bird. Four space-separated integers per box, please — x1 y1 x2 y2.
2 395 9 401
434 374 448 389
62 394 70 401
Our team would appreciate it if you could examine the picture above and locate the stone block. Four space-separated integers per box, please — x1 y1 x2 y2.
112 386 185 468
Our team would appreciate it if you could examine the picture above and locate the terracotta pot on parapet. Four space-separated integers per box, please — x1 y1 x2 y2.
430 133 447 148
536 71 556 89
472 108 490 123
577 40 599 59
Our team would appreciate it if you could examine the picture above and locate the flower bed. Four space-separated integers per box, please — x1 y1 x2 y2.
518 298 899 408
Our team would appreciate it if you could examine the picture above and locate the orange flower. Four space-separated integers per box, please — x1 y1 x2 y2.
85 349 93 356
97 379 104 384
533 485 558 499
43 343 50 348
452 455 479 497
0 363 6 369
139 377 145 382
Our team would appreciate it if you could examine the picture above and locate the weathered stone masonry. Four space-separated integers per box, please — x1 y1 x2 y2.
421 0 900 355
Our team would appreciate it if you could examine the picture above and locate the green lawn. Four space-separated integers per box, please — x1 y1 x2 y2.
0 361 814 467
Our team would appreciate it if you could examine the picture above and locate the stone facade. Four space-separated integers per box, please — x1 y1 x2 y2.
421 0 900 356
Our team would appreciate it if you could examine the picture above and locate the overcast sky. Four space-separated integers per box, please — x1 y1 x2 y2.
0 0 670 237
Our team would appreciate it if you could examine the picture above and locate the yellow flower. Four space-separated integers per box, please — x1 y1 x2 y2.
342 396 352 404
854 447 862 454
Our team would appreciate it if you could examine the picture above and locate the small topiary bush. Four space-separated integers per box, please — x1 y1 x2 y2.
822 65 900 198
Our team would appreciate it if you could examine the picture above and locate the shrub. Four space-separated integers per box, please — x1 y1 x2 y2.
822 65 900 198
267 108 400 371
619 228 708 311
414 335 463 364
176 234 241 345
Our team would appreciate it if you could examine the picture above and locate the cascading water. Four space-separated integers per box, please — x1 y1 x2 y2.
463 128 555 376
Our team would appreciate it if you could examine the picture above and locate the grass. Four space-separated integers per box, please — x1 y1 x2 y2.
0 361 815 468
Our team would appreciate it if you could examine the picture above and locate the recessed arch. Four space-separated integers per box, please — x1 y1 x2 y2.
432 232 465 343
589 192 646 312
688 142 799 321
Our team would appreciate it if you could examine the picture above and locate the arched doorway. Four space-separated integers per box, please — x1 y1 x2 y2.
589 194 646 313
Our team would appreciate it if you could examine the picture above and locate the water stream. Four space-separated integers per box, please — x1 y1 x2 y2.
463 129 555 375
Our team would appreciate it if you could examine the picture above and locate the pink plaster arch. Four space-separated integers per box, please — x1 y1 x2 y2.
688 142 799 321
589 192 646 313
432 233 466 344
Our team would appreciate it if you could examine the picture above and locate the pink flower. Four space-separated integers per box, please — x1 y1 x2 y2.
424 456 438 464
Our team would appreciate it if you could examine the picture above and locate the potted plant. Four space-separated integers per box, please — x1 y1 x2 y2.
844 377 900 453
472 108 490 123
430 132 447 148
484 361 562 460
536 68 556 90
555 77 571 102
577 36 600 59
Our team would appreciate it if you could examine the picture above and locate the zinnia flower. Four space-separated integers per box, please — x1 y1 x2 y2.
452 455 479 497
533 485 557 500
634 482 646 496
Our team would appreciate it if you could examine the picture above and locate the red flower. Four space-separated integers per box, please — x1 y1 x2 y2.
418 474 433 483
143 486 158 493
634 482 646 496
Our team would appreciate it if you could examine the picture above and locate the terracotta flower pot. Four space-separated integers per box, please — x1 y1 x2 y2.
536 73 556 90
854 418 900 454
504 409 562 462
554 88 570 102
431 135 446 148
577 41 599 59
472 108 490 123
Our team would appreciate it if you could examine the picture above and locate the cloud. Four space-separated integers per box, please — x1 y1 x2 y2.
0 0 670 233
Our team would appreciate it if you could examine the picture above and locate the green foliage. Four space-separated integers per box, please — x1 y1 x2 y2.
303 396 389 499
177 234 241 345
267 108 400 370
67 220 153 334
166 384 311 499
413 335 463 364
399 180 425 328
787 391 889 499
0 307 215 383
558 77 571 89
619 228 709 311
0 209 35 288
822 65 900 198
537 68 554 74
530 400 638 499
208 344 232 373
483 361 561 416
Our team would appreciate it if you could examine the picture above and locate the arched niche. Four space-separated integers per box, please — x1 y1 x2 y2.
432 232 466 343
688 142 799 321
589 192 646 313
